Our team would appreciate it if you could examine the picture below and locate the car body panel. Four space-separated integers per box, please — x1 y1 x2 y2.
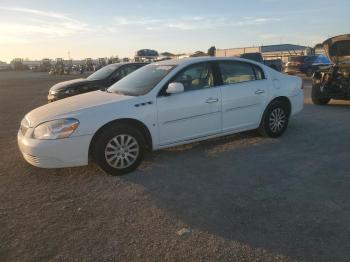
221 79 269 132
157 87 222 145
27 90 134 128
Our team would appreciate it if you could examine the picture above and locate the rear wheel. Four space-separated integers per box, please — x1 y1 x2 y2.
92 124 145 176
258 101 290 138
311 84 330 105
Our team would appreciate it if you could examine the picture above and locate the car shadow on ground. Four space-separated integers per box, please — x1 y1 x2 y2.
121 122 350 261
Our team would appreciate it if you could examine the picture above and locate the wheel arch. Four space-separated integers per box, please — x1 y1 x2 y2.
264 96 292 118
271 96 291 111
88 118 153 157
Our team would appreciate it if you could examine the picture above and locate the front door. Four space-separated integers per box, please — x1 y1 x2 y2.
157 62 222 146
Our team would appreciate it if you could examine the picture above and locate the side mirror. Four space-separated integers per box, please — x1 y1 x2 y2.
166 82 184 94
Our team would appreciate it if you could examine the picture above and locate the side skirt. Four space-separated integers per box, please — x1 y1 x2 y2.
155 124 259 150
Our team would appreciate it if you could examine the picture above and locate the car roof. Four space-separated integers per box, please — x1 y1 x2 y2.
108 62 148 66
153 56 264 67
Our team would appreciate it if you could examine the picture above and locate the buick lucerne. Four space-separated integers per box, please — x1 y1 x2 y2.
18 57 304 175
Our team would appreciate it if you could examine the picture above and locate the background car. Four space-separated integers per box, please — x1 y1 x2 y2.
47 62 147 102
283 55 305 75
19 57 303 176
284 55 331 76
312 34 350 105
303 55 332 76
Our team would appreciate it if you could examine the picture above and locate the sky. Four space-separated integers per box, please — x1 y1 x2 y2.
0 0 349 62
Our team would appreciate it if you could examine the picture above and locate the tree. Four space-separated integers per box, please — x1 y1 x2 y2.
207 46 216 56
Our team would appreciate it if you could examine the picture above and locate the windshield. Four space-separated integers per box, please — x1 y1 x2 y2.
87 64 120 80
108 64 175 96
304 56 318 63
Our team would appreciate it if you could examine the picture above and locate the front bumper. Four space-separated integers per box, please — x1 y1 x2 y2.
18 129 93 168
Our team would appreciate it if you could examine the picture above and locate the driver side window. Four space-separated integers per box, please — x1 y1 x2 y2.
172 63 214 92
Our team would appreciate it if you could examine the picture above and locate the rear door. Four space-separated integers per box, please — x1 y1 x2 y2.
217 61 269 132
156 62 222 145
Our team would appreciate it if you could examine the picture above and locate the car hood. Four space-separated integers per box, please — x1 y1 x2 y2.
26 90 133 127
323 34 350 66
50 78 92 91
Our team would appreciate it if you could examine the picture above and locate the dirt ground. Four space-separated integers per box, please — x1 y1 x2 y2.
1 71 350 262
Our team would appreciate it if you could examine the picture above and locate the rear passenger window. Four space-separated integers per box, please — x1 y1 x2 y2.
218 61 256 85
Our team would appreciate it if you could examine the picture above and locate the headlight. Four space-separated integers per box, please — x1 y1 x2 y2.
50 90 57 95
33 118 79 140
20 118 30 136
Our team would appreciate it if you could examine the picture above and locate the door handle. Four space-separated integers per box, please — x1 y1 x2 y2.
206 98 219 103
255 89 265 94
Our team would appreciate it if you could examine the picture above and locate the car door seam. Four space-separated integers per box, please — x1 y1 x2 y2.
162 111 221 125
225 103 261 112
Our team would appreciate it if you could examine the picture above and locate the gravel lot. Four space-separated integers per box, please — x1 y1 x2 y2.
1 71 350 262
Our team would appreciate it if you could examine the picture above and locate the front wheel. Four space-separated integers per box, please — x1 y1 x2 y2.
311 84 330 105
258 101 290 138
92 124 145 176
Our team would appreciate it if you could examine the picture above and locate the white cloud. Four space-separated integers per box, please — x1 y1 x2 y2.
0 7 78 23
113 16 282 31
0 7 88 44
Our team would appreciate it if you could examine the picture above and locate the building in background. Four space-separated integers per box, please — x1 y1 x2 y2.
216 44 310 63
0 61 10 71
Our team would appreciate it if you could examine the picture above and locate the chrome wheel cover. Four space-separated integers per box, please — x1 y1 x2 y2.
269 107 286 133
104 134 139 169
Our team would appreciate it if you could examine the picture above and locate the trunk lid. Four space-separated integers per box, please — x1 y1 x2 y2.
323 34 350 67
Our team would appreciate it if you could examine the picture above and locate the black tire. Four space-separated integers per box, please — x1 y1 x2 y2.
311 84 330 105
92 124 145 176
258 100 290 138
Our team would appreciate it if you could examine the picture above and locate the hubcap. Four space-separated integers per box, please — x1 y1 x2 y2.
269 107 286 133
104 134 139 169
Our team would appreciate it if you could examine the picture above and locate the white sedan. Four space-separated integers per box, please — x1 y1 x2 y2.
18 57 304 175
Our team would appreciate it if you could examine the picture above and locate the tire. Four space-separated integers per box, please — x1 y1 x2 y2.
92 124 145 176
311 84 330 105
258 100 290 138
